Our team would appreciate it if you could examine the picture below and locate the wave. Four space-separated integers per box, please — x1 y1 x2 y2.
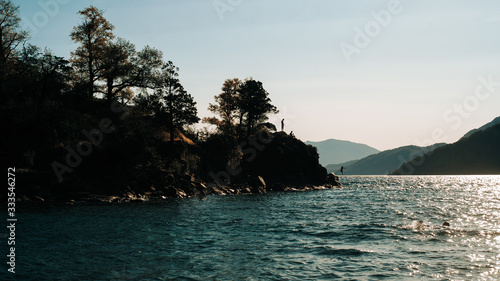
312 246 374 257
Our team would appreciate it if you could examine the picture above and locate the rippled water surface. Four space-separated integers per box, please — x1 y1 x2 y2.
11 176 500 280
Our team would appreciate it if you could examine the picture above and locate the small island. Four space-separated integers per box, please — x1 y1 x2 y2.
1 4 340 203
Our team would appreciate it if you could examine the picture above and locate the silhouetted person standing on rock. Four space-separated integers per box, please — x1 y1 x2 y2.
281 119 285 131
340 166 344 175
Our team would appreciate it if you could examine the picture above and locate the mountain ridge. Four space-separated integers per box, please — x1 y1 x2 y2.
461 116 500 140
393 123 500 175
328 143 446 175
305 139 380 166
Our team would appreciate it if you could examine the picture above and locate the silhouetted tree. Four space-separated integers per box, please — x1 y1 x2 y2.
70 6 114 99
133 45 164 89
136 61 199 143
19 46 70 118
238 79 278 137
98 43 168 104
205 78 278 138
98 38 136 102
21 46 70 154
0 0 28 100
205 78 241 135
0 0 26 64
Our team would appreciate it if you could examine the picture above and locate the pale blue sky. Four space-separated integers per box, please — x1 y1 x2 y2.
14 0 500 150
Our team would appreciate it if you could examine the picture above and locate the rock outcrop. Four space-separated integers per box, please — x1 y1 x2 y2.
11 132 341 203
241 132 329 186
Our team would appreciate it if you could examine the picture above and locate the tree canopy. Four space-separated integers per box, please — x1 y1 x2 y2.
205 78 278 138
0 0 27 64
239 79 278 136
70 6 115 99
0 0 28 100
136 61 199 143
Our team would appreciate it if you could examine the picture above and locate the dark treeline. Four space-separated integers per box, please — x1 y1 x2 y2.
1 2 335 201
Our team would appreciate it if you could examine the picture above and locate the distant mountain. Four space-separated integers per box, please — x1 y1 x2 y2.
306 139 379 166
461 116 500 139
393 124 500 175
329 143 445 175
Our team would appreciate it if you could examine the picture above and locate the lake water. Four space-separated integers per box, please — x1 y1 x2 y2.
7 176 500 280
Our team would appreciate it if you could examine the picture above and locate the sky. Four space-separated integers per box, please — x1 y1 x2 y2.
13 0 500 151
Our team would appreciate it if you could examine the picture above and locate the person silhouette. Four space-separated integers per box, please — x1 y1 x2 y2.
340 166 344 175
281 119 285 131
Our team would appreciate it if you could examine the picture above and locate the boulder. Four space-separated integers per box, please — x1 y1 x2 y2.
248 176 266 193
326 173 341 187
165 186 188 198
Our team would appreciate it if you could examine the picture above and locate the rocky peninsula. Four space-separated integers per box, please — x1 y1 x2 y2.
1 2 342 204
14 132 341 203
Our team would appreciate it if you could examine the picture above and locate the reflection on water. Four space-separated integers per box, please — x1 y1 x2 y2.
12 176 500 280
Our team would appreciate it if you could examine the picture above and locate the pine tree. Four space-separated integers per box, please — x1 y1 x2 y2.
238 79 278 137
136 61 199 143
70 6 114 99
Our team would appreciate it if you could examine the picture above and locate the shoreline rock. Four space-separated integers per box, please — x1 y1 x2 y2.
11 169 342 204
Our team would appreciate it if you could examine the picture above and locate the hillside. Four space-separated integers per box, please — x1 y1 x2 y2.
305 139 379 166
461 116 500 139
393 124 500 175
331 143 445 175
325 160 359 173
